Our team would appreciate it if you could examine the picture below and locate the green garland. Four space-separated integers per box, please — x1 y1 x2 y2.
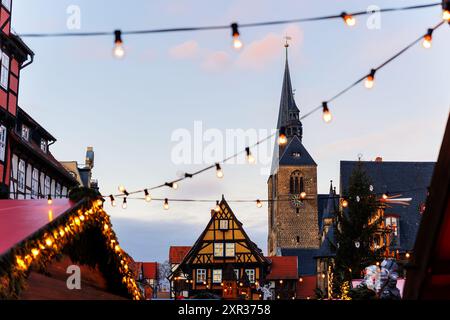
0 196 140 300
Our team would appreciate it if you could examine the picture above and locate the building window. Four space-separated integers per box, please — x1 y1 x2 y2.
2 0 11 11
234 269 240 280
196 269 206 283
41 139 47 153
31 168 39 198
21 125 30 141
245 269 255 283
296 236 300 243
292 152 301 158
219 220 229 230
385 216 399 237
214 243 224 257
0 125 6 162
290 171 303 194
213 269 222 284
225 243 235 257
18 159 25 192
56 183 61 198
0 51 9 89
44 176 51 196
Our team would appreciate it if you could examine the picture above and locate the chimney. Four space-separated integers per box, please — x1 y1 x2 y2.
375 156 383 162
85 146 94 169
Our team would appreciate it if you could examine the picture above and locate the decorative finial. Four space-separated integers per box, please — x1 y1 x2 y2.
284 36 291 48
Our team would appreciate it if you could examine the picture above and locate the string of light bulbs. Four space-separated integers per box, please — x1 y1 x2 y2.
17 2 449 59
103 19 447 207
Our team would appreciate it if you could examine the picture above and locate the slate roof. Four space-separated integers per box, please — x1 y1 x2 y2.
278 135 316 167
315 227 336 259
276 56 299 130
340 161 435 251
266 256 298 280
279 248 317 276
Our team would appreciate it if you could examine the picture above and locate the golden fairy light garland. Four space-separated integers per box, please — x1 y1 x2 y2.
5 199 142 300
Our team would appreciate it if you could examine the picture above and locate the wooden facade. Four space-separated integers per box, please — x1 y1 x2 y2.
169 197 270 300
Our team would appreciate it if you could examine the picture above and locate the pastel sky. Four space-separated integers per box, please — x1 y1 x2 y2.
12 0 450 263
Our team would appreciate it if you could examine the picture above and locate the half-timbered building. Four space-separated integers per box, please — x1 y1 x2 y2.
169 197 271 300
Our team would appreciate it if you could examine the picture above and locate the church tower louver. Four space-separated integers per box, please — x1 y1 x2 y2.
268 43 319 256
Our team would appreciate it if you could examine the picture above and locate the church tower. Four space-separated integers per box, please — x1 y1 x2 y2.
268 42 319 256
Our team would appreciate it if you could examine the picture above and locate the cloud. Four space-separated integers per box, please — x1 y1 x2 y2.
201 51 231 72
169 40 200 59
236 25 304 70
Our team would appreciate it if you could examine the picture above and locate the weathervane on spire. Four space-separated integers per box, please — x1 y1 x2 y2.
284 36 291 48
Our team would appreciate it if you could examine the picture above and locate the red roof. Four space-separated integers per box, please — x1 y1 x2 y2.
169 246 191 264
142 262 158 280
266 256 298 280
0 199 75 254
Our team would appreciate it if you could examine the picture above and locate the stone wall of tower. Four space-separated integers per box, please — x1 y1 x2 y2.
268 165 320 254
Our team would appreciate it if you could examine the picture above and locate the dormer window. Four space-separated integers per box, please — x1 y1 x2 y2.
41 139 48 153
292 152 301 158
21 125 30 141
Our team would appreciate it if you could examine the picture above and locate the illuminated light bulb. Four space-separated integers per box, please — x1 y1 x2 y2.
376 262 380 266
256 199 263 208
47 194 52 205
96 199 103 206
75 217 81 226
122 198 127 209
299 277 303 282
279 280 283 284
365 69 376 89
172 182 178 190
45 237 53 247
382 193 389 200
109 195 116 207
59 229 65 237
118 185 126 193
214 201 221 212
278 126 287 145
215 163 223 178
443 10 450 21
79 215 85 221
114 244 121 252
113 30 125 59
163 198 169 210
422 29 433 49
342 199 349 208
322 102 332 123
104 223 109 230
231 23 243 50
405 252 411 259
31 249 40 258
300 191 307 199
245 147 255 164
321 273 326 279
341 12 356 27
144 189 152 202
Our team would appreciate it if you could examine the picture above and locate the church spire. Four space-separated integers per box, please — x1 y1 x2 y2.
276 39 302 141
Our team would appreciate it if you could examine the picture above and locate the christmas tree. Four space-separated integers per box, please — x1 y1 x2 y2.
332 161 384 298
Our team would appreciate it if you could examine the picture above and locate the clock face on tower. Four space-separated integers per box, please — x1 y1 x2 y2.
290 195 304 208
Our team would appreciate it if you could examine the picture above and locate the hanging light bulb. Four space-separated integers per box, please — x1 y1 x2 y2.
215 163 224 178
144 189 152 202
341 199 349 208
365 69 376 89
165 182 179 190
214 201 221 212
341 12 356 27
163 198 169 210
245 147 255 164
300 192 307 200
443 1 450 21
256 199 263 208
113 30 125 59
322 102 332 123
230 23 243 50
110 195 116 207
278 127 287 145
422 29 433 49
382 192 389 200
47 194 52 205
122 197 127 209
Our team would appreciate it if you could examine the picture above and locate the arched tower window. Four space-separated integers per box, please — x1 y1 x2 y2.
290 171 303 194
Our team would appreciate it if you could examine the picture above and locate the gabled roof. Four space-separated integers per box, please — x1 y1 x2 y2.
142 262 158 280
279 248 317 276
169 246 191 264
172 197 269 276
279 135 316 167
266 256 298 280
340 160 434 251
